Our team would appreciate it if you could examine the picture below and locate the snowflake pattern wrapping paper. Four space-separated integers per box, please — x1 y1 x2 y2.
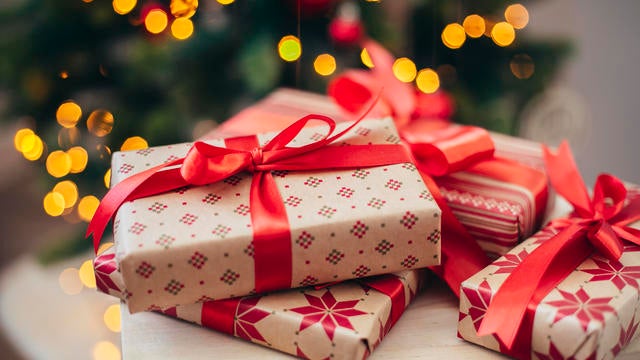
458 187 640 359
95 246 425 360
106 117 440 313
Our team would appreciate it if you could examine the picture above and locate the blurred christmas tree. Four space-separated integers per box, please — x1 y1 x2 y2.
0 0 570 261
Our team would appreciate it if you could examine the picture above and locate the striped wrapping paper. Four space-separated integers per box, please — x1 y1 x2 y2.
210 88 550 256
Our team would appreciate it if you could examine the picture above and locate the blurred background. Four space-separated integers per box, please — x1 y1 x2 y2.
0 0 638 359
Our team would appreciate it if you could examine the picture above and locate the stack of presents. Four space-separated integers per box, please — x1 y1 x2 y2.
91 42 640 359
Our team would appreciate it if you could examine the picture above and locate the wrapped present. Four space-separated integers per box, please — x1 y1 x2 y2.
88 116 441 312
458 142 640 359
96 246 425 360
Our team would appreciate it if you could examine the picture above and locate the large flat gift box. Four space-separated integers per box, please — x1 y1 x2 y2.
213 88 550 257
99 117 441 313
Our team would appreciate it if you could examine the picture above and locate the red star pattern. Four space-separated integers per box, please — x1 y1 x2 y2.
581 256 640 290
289 290 367 340
533 340 596 360
94 253 121 295
612 314 640 356
531 226 561 245
234 296 270 343
460 279 493 331
491 248 530 274
544 288 616 331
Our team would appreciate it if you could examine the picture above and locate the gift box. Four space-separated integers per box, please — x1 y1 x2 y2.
95 246 426 360
458 144 640 359
216 88 549 257
93 117 441 313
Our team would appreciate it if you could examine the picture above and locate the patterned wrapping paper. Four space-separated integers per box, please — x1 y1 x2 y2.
458 186 640 360
106 117 441 313
213 88 549 256
95 246 425 360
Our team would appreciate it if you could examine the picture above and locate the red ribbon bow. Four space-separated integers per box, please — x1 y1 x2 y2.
87 108 413 294
477 141 640 359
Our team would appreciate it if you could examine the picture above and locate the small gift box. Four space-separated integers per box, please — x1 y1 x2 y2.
458 143 640 359
90 117 441 312
96 246 425 360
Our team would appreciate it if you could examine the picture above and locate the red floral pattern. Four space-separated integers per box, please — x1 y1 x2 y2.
581 256 640 290
491 249 530 274
612 314 640 356
234 296 270 342
289 290 367 340
461 279 493 331
94 252 121 295
544 288 616 331
533 340 596 360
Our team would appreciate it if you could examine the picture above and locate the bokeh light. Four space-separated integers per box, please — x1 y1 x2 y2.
87 110 115 137
120 136 148 151
145 9 169 34
505 4 529 29
14 128 34 152
53 180 78 209
56 101 82 128
441 23 466 49
46 150 72 178
67 146 89 173
93 341 121 360
463 15 485 38
79 259 97 289
313 54 336 76
103 304 122 332
491 21 516 47
171 17 194 40
416 68 440 94
217 0 235 4
278 35 302 62
170 0 198 18
104 169 111 189
97 242 114 255
112 0 137 15
360 48 374 68
22 134 44 161
58 127 81 148
59 71 69 79
44 192 66 216
392 57 417 83
510 53 535 79
78 195 100 222
59 268 83 295
96 144 112 161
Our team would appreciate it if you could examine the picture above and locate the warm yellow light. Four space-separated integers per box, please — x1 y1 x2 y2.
313 54 337 76
463 15 485 38
510 53 535 79
278 35 302 62
491 21 516 47
392 57 417 83
67 146 89 173
87 110 114 137
97 242 114 255
103 304 122 332
505 4 529 29
217 0 235 4
78 195 101 222
46 151 72 178
79 259 97 289
416 68 440 94
58 127 81 148
360 48 374 68
56 101 82 128
93 341 121 360
120 136 148 151
44 192 66 217
171 17 194 40
170 0 198 18
112 0 137 15
14 128 34 152
442 23 466 49
104 169 111 189
59 268 83 295
22 135 44 161
145 9 169 34
53 180 79 209
60 71 69 79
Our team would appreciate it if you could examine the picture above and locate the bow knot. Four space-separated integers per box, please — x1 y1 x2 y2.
248 147 264 172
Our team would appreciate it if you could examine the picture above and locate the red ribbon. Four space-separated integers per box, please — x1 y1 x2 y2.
87 108 413 293
361 274 409 334
477 141 640 359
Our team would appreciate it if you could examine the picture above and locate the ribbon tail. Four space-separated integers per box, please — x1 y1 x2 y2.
543 141 592 217
416 165 489 296
477 224 590 351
